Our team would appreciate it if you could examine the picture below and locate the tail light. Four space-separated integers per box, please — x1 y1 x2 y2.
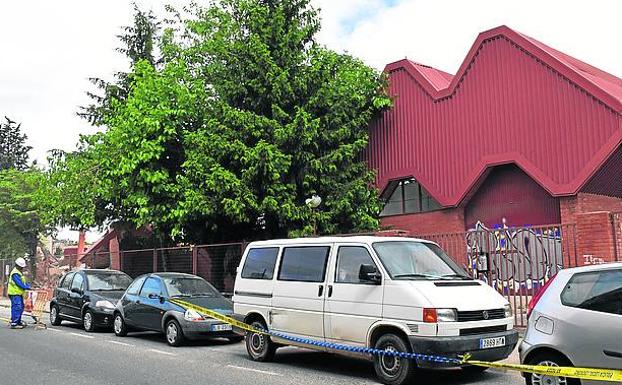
527 274 557 319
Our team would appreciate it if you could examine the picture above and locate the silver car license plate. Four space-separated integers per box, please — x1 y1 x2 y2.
211 323 233 332
479 336 505 349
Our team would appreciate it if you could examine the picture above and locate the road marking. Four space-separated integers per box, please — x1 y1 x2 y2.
70 332 95 339
108 340 133 347
148 349 177 356
226 365 282 376
47 328 63 332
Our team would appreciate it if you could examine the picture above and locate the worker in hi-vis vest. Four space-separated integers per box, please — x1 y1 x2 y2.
8 257 31 329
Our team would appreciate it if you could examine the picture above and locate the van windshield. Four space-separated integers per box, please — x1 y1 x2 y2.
372 241 470 280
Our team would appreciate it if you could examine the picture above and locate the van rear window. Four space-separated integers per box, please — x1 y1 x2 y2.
241 248 279 280
278 246 330 282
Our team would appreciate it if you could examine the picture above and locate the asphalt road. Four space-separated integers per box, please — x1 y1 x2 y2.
0 307 524 385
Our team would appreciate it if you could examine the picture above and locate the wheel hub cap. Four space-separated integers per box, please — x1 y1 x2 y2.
167 324 178 343
380 346 401 376
532 361 567 385
250 333 264 352
114 316 122 333
50 308 57 322
84 313 92 329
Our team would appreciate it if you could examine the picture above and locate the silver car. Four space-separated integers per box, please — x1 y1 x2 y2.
520 262 622 385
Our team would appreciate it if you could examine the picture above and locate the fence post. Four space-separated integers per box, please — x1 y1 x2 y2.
153 249 158 273
192 246 198 275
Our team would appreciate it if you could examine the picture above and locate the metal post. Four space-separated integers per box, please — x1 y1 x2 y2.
153 249 158 273
192 246 198 275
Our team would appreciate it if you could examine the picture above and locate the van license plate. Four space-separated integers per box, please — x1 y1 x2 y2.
211 324 232 332
479 337 505 349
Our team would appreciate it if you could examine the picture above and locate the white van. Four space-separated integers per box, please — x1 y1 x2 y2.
233 236 518 385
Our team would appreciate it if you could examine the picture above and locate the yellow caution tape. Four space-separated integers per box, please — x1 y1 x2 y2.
462 354 622 382
170 299 622 382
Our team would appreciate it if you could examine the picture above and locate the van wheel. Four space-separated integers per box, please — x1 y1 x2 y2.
373 333 416 385
525 351 580 385
245 320 276 362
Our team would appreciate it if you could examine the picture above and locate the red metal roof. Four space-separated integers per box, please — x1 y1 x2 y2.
368 25 622 207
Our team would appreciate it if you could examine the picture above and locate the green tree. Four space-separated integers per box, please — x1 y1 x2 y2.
79 4 161 126
0 169 48 277
0 117 32 171
47 0 390 244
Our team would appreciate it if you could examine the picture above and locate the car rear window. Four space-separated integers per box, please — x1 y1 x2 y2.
241 248 279 280
87 273 132 291
561 269 622 315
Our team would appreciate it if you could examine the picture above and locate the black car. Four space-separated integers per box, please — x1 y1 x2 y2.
50 269 133 332
113 272 242 347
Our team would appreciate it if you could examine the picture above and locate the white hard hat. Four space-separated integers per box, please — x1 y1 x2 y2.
15 257 27 268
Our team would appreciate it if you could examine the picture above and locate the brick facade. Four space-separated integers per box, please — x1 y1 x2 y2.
560 193 622 224
380 207 465 236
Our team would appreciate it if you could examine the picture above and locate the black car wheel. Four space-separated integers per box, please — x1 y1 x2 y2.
113 313 127 337
165 319 185 347
525 352 579 385
50 304 62 326
245 320 276 362
83 310 96 332
373 333 416 385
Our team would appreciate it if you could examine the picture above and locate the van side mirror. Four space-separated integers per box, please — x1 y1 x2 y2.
359 264 381 284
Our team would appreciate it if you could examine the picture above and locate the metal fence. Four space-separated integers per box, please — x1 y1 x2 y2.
122 243 246 296
613 212 622 263
416 223 578 327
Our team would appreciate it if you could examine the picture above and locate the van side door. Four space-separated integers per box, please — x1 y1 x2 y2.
270 245 331 341
324 244 384 346
233 247 279 320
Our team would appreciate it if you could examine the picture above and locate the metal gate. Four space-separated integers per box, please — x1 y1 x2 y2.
418 223 577 327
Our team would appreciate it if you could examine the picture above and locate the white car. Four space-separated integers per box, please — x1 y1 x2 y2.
233 236 518 385
520 262 622 385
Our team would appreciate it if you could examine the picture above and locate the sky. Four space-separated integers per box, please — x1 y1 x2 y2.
1 0 621 242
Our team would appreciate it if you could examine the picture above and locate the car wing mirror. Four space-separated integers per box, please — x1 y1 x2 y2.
359 264 382 284
71 287 82 295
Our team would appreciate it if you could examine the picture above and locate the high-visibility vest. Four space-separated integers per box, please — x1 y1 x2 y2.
7 267 26 296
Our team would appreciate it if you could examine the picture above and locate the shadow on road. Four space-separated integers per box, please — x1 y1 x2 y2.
241 348 509 384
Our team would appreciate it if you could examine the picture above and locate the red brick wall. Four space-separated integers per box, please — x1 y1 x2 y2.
561 193 622 224
576 211 617 265
380 207 465 236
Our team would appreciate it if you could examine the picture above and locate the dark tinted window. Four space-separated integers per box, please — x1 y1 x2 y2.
241 248 279 280
87 273 132 291
140 277 162 297
561 269 622 315
71 273 84 292
278 246 330 282
126 276 146 296
336 247 378 284
380 178 441 217
163 277 219 298
60 273 75 289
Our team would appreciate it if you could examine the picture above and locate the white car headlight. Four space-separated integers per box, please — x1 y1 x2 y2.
504 304 513 318
436 308 458 322
95 300 115 310
184 309 205 322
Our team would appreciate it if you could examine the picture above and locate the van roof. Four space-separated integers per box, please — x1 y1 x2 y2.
247 236 434 247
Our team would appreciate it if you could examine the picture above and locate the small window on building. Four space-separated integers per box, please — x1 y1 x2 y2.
241 248 279 280
380 178 442 217
278 246 330 282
